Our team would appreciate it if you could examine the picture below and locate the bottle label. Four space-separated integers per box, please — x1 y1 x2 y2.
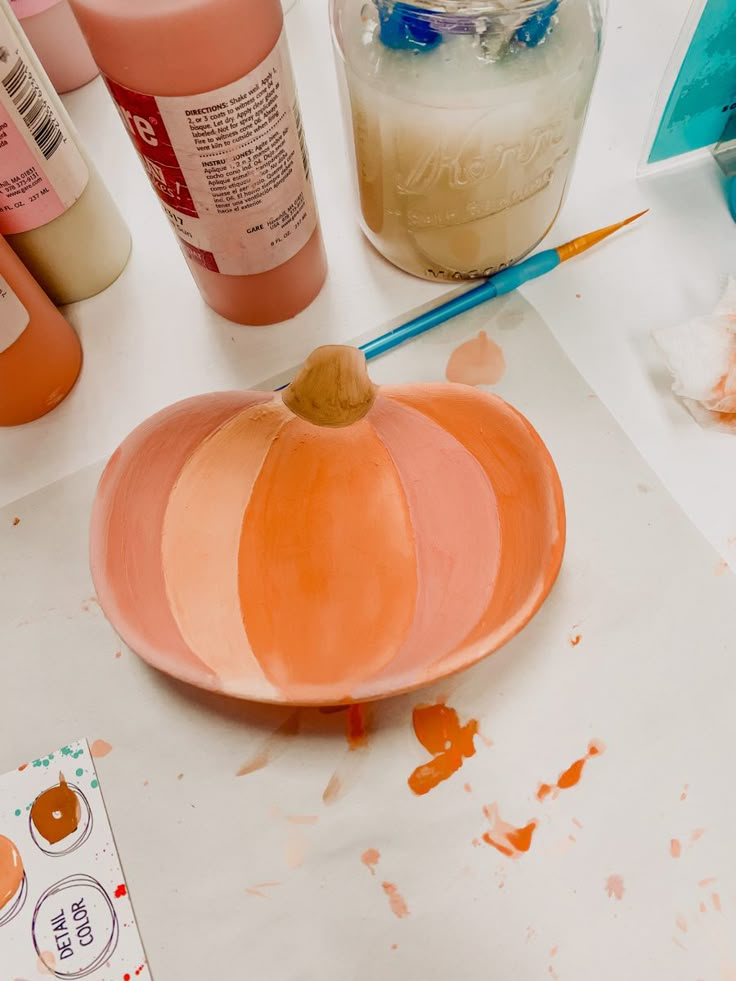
9 0 62 19
0 5 89 235
104 30 317 276
0 272 29 352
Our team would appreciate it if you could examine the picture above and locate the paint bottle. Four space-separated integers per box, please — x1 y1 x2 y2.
9 0 98 92
68 0 327 325
0 234 82 426
0 0 131 303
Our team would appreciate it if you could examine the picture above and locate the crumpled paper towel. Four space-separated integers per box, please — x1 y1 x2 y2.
653 277 736 432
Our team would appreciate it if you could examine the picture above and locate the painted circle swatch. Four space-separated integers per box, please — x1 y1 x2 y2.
90 380 565 703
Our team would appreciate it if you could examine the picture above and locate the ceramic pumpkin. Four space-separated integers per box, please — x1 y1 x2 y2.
90 346 565 704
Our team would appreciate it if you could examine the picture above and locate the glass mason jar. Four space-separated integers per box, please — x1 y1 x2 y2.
330 0 603 281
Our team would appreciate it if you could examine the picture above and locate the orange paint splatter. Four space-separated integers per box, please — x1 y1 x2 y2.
361 848 380 875
536 740 605 801
391 944 398 951
605 875 624 900
700 901 708 913
569 634 582 647
382 881 409 919
408 703 478 795
690 828 705 842
90 739 113 759
550 946 558 957
285 827 305 869
713 893 722 912
675 915 688 933
114 650 122 659
236 711 300 776
245 881 281 899
347 704 368 750
322 772 343 805
670 838 681 858
18 763 27 771
12 516 20 526
481 804 537 859
699 877 717 887
680 784 689 801
572 817 583 829
446 330 506 387
464 782 472 793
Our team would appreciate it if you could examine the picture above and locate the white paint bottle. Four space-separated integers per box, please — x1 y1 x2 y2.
0 0 130 303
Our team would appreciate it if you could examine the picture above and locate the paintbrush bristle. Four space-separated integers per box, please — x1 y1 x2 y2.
556 209 649 263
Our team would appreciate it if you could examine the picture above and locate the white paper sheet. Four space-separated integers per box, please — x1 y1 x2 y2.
2 294 736 979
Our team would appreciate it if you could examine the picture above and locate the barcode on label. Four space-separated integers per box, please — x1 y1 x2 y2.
2 57 63 160
293 100 310 182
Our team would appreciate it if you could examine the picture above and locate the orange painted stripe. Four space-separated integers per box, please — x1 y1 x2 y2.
239 416 417 694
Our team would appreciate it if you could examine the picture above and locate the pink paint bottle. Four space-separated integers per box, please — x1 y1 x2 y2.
9 0 98 93
69 0 328 325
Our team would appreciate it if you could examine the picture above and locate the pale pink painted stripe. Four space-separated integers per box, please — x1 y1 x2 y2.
367 397 500 683
162 400 293 696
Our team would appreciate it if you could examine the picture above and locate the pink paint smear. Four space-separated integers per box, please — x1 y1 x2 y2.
382 881 409 919
361 848 380 875
90 739 113 759
446 330 506 387
605 875 624 900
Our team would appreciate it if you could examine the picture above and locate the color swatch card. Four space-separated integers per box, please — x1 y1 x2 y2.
0 739 149 979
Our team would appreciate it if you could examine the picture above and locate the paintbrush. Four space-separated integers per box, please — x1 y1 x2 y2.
358 211 648 362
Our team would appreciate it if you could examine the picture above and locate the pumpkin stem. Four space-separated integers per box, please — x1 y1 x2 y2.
283 346 377 428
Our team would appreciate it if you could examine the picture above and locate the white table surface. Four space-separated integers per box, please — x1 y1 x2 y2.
2 3 736 978
1 0 735 568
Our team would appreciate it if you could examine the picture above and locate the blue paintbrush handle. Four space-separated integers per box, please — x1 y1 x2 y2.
359 249 560 363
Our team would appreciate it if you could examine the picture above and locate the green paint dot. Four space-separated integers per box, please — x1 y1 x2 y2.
90 779 98 789
14 809 21 816
42 759 50 767
75 768 84 777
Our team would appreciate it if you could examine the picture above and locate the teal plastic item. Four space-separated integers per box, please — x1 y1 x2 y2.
648 0 736 165
728 179 736 221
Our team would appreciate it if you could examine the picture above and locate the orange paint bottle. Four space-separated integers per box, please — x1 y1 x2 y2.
0 234 82 425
